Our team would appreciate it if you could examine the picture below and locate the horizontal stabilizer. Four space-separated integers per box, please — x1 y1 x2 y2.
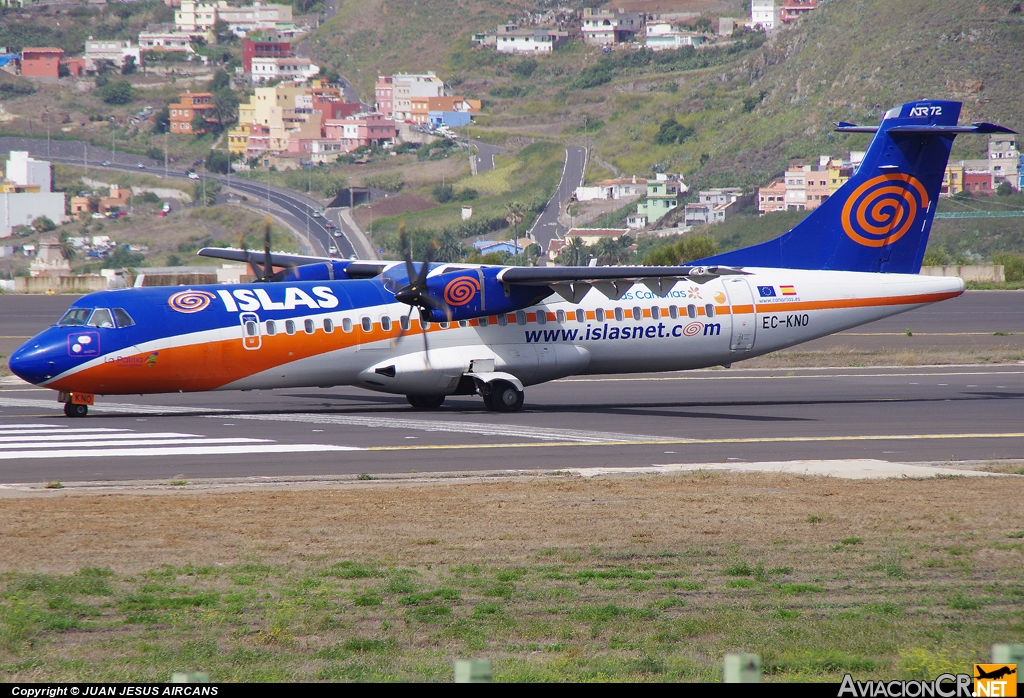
834 122 1016 135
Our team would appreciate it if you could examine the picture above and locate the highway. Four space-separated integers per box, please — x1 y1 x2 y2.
1 291 1022 484
528 145 587 253
0 136 364 260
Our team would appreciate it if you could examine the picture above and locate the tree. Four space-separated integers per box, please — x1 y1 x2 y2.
433 230 466 263
212 87 239 127
433 183 454 203
121 55 137 75
996 181 1013 197
152 106 171 134
192 110 210 134
654 118 694 146
322 69 340 85
562 236 588 266
208 69 231 92
193 178 222 206
94 59 117 78
213 18 234 43
594 234 634 265
100 80 135 105
32 216 56 234
58 231 76 261
206 149 231 174
505 200 526 249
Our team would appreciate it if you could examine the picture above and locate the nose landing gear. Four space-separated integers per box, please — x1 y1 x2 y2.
64 402 89 418
58 391 94 418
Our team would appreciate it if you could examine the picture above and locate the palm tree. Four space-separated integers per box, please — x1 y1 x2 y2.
567 236 586 266
505 200 525 253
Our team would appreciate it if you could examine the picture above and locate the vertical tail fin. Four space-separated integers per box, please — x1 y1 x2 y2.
697 100 1015 273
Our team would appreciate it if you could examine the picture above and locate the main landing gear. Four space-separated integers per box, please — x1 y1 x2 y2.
407 395 445 410
482 380 524 413
64 402 89 418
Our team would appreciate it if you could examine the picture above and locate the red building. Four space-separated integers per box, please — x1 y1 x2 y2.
242 39 291 73
963 171 994 195
781 0 817 22
311 95 360 121
21 48 64 78
375 76 393 119
61 57 87 77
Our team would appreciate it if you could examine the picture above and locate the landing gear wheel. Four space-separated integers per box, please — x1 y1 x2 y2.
487 381 524 413
407 395 445 410
64 402 88 418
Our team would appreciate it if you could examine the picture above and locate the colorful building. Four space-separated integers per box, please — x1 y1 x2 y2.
241 38 290 72
21 48 64 78
168 91 216 134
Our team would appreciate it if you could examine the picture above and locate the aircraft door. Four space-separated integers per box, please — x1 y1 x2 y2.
240 312 262 350
723 278 757 351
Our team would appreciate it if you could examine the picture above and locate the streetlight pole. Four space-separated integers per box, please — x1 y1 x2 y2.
164 132 168 179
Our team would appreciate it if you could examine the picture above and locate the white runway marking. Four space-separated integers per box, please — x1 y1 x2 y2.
219 412 659 443
571 460 1003 480
0 423 359 461
0 397 232 414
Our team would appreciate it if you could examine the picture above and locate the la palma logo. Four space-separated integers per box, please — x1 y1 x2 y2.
842 173 929 248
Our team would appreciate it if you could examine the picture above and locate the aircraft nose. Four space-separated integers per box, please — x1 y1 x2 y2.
8 340 59 385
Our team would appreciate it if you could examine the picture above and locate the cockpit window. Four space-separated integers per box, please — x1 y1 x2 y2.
57 308 93 327
113 308 135 327
87 308 115 329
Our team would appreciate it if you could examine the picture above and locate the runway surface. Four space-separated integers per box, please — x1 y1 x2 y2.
0 291 1022 483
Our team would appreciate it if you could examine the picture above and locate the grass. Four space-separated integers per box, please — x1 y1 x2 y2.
0 473 1021 681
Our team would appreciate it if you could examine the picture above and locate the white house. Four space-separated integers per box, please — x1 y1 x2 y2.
391 72 444 122
1 192 67 238
750 0 780 30
6 151 52 192
84 39 142 71
138 31 195 53
988 134 1020 187
250 56 318 84
581 7 644 44
575 177 648 202
495 29 569 54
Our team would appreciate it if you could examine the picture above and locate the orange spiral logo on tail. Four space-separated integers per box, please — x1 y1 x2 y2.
443 276 480 307
167 289 216 313
842 173 929 248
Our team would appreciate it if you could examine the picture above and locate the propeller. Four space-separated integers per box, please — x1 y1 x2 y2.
390 222 448 369
239 218 293 282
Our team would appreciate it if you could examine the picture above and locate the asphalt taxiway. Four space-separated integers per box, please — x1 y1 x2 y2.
0 291 1022 483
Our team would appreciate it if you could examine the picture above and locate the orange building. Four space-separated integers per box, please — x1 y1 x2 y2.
21 48 64 78
168 91 216 135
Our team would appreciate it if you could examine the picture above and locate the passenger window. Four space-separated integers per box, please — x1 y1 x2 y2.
497 314 508 326
439 321 450 329
361 317 371 332
342 317 353 333
113 308 135 327
632 307 642 320
651 306 660 320
324 318 334 333
400 315 410 331
381 316 392 331
669 305 678 319
57 308 92 327
614 307 624 322
536 311 547 325
575 309 585 323
705 304 715 318
516 311 526 325
422 319 431 330
266 320 277 336
459 319 468 328
478 316 488 327
304 319 314 334
245 321 258 336
556 310 566 323
596 308 605 323
687 304 697 319
87 308 114 328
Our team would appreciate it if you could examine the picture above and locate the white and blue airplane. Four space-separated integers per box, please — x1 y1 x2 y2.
8 100 1013 417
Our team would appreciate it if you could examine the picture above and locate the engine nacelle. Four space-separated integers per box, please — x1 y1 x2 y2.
420 268 552 323
280 261 355 282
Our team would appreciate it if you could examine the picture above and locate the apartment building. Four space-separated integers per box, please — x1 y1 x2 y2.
390 72 444 122
168 91 216 134
84 39 141 71
581 8 643 45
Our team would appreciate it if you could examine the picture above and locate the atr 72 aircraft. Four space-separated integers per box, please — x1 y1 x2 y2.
9 100 1014 417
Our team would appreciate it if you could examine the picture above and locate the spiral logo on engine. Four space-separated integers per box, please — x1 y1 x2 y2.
167 289 216 313
841 173 929 248
443 276 480 307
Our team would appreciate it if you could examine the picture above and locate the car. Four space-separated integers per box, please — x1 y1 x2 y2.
137 163 145 169
324 221 336 229
328 245 338 255
187 171 200 180
333 231 341 238
101 160 110 166
311 210 322 218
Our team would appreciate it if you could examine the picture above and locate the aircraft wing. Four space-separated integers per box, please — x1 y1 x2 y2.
197 247 387 279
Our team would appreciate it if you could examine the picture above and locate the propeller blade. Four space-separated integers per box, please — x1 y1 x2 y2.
399 221 417 286
420 311 431 371
262 217 273 283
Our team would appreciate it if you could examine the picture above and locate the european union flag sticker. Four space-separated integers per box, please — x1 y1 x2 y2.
68 332 100 357
757 286 776 297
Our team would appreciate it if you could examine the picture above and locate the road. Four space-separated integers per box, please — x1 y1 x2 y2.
1 291 1022 483
470 139 503 174
0 136 368 261
527 145 587 254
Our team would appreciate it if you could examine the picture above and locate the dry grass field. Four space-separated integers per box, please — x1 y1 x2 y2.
0 472 1021 681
